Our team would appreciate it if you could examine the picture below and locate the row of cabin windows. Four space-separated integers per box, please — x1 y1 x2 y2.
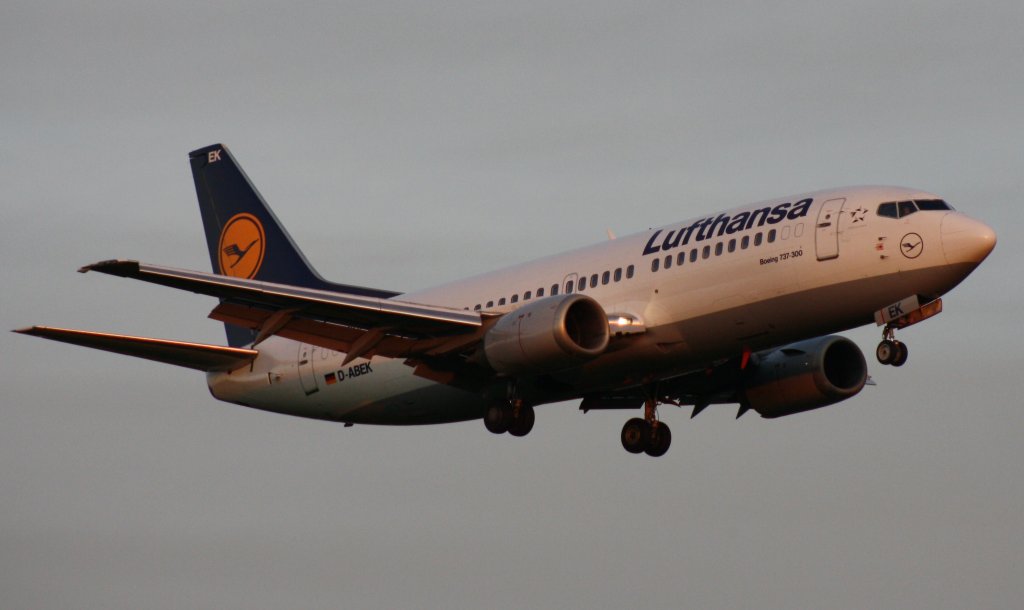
471 264 636 311
650 226 794 272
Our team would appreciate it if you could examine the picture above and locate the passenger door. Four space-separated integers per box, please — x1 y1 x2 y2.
297 343 319 395
815 198 846 260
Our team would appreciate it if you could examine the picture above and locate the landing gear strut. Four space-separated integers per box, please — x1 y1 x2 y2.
876 325 909 367
620 391 672 457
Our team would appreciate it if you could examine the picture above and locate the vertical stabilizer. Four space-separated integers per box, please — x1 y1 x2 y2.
188 144 400 346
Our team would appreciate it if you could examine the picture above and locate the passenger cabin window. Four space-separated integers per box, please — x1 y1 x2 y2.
498 297 506 305
702 245 710 259
664 255 672 269
537 287 545 298
550 284 558 296
689 249 697 262
676 251 685 266
590 274 598 288
486 300 494 308
565 280 573 294
767 229 777 243
511 294 518 304
728 239 736 253
524 290 532 300
754 232 763 246
741 235 750 249
578 277 586 292
651 258 660 272
602 271 610 285
626 264 635 279
614 268 622 282
474 304 481 310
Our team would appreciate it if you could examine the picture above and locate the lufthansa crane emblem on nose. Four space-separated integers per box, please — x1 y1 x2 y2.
900 233 923 259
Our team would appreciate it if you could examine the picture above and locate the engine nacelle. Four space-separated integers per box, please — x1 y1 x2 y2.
483 294 610 376
743 335 867 418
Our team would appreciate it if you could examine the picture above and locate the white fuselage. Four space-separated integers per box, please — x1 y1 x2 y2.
207 186 994 424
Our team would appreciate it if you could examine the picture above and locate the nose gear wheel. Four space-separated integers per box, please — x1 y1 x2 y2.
877 325 909 367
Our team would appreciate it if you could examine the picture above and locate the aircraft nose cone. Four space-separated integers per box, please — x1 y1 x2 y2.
941 213 997 264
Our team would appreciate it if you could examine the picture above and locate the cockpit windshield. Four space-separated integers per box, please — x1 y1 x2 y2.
877 199 953 219
915 199 954 211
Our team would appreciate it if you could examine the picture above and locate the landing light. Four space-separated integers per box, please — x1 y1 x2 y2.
608 313 646 336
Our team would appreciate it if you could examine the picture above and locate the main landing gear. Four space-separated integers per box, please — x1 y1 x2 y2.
620 393 671 457
484 400 535 437
876 325 909 367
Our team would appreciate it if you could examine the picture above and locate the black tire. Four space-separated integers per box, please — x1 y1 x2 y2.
621 418 648 454
645 422 672 457
483 404 508 434
876 340 895 365
508 405 535 437
891 341 909 367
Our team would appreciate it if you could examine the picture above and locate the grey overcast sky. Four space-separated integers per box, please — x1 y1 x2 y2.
2 2 1022 608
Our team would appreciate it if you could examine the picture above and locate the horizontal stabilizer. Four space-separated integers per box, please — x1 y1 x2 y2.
14 326 257 372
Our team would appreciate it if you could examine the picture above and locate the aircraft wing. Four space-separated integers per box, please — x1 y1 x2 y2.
81 260 494 365
14 326 258 372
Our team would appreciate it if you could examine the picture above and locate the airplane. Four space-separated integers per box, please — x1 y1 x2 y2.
15 144 997 457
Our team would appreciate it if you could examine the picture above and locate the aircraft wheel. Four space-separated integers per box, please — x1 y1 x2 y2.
876 340 896 365
508 405 535 437
891 341 909 367
484 404 508 434
644 422 672 457
621 418 648 454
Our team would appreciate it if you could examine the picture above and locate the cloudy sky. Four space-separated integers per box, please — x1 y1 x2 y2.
2 2 1022 608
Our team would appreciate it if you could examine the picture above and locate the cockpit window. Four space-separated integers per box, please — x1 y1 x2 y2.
879 198 953 219
897 200 918 217
915 199 953 211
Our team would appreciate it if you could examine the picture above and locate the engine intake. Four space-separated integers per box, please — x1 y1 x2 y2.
743 335 867 418
483 294 609 375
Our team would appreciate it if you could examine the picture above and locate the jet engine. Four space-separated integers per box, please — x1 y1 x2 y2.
743 335 868 418
483 294 609 375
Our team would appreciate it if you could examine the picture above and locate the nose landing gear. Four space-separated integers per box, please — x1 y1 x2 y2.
876 326 909 367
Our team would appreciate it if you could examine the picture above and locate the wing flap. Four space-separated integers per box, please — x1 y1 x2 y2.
14 326 257 372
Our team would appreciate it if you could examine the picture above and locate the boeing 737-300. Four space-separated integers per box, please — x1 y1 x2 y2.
16 144 997 456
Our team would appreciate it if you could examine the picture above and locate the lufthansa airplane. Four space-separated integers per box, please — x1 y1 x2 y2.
16 144 996 457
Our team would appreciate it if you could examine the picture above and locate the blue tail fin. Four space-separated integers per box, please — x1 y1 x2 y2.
189 143 400 346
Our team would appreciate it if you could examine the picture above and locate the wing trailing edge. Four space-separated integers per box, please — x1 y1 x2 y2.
13 326 257 372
